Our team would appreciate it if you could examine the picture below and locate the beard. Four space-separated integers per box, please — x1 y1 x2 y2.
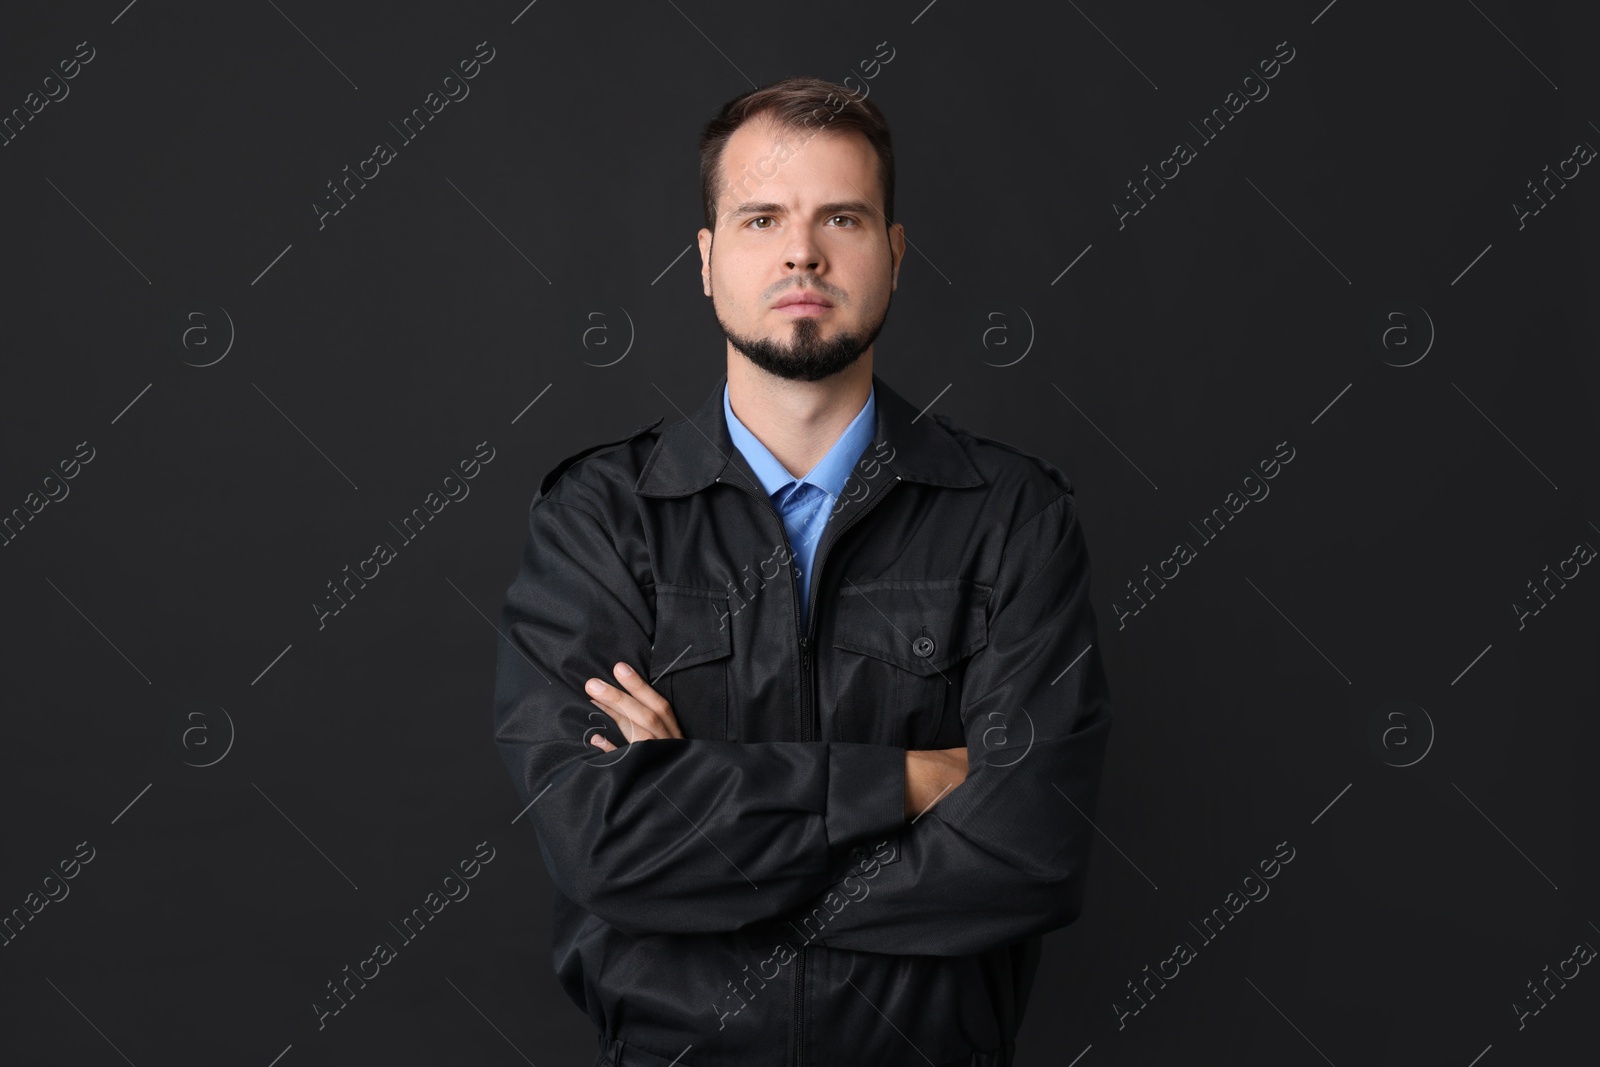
711 278 891 383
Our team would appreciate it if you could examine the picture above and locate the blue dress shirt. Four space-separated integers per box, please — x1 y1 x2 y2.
723 380 877 633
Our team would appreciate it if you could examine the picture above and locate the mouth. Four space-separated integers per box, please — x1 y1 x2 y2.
772 292 835 315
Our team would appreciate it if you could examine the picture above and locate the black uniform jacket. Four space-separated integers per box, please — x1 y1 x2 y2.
492 371 1114 1067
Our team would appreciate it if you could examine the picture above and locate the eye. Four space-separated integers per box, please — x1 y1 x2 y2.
829 215 860 227
747 216 775 229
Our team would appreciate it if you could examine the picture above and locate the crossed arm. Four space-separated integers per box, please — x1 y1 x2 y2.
581 661 969 820
494 488 1111 955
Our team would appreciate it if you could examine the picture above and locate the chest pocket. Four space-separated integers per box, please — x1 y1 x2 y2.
650 587 734 741
829 578 991 749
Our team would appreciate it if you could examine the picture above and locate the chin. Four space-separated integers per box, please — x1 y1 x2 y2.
716 305 882 383
749 348 866 383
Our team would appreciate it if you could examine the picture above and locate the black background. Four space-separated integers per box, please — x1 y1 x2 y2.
2 1 1596 1064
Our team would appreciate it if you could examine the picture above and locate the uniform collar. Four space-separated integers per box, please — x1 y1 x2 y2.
722 380 878 503
636 370 984 498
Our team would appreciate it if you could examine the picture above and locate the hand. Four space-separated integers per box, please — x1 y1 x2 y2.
585 662 681 752
904 746 969 819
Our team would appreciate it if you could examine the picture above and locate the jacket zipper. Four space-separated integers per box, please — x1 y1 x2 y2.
717 467 902 1067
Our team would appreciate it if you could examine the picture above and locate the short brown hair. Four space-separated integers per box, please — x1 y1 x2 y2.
698 76 895 232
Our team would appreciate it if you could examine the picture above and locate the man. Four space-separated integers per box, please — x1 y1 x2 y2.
494 76 1113 1067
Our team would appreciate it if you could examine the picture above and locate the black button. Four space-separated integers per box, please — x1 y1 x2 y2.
912 635 936 658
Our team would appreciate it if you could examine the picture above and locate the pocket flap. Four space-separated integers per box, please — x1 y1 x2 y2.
651 587 733 677
832 578 990 676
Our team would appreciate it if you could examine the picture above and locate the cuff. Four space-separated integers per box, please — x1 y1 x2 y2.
824 742 906 849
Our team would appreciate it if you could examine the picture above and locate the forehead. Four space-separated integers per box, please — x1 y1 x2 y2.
715 116 880 212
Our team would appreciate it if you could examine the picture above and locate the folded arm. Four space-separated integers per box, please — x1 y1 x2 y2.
493 492 907 939
767 493 1115 957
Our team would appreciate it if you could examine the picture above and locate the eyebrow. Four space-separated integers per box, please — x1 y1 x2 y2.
727 200 878 219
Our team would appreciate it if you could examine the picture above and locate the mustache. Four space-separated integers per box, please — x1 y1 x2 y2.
769 279 844 303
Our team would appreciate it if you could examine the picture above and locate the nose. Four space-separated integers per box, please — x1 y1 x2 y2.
783 229 822 273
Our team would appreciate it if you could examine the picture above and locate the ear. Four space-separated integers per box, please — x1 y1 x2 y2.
697 227 713 296
888 222 906 290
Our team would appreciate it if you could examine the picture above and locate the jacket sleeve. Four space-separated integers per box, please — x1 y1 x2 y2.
493 489 908 939
769 492 1114 957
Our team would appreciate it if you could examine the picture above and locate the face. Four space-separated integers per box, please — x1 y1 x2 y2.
698 116 906 383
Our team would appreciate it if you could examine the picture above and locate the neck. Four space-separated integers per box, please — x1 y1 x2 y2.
726 350 873 479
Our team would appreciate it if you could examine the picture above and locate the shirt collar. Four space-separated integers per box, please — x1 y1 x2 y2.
722 380 877 503
635 370 984 499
